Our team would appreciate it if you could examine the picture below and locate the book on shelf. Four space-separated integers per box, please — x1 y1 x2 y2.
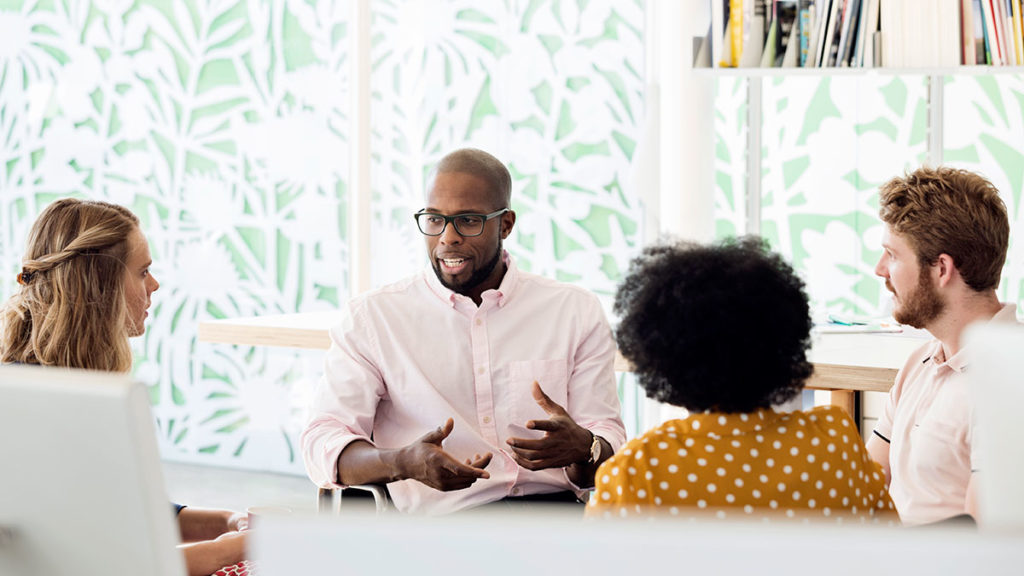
978 0 993 63
761 14 779 67
864 0 881 67
703 0 1024 69
806 0 827 66
729 0 744 66
782 11 801 66
941 0 963 66
962 0 977 65
835 0 862 67
712 0 727 67
761 1 800 67
798 1 815 66
818 0 842 66
853 0 873 66
999 0 1013 65
981 0 1004 64
695 27 713 68
739 0 767 66
1007 0 1023 64
1011 0 1019 63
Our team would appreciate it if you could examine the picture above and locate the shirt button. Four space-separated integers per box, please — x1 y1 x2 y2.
475 318 483 326
512 488 521 496
483 416 492 424
478 366 485 374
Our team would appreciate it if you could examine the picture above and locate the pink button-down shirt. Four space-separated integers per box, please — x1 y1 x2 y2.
876 303 1019 525
301 253 625 515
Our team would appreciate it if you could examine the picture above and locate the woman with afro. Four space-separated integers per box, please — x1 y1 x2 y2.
587 237 895 522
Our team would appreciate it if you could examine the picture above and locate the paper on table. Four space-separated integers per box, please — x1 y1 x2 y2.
814 322 903 334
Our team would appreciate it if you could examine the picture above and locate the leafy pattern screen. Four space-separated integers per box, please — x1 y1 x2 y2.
1 1 1020 473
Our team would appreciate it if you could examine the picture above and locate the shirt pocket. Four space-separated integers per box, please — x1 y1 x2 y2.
908 419 969 479
509 358 569 424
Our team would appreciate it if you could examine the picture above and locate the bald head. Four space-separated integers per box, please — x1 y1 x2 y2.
430 148 512 210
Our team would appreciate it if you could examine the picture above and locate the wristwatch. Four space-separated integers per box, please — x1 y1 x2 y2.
586 432 602 464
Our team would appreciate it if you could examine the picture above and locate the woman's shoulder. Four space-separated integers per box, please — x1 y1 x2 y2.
603 418 699 471
801 405 859 430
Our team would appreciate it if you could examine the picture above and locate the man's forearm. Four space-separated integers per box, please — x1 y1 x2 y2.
335 439 407 486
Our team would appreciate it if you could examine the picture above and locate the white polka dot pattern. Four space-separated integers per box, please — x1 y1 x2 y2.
586 406 895 521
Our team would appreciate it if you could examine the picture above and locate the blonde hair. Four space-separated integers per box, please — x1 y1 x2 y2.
1 198 140 372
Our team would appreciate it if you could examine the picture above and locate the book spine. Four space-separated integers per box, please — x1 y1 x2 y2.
825 0 846 66
814 0 834 66
863 0 880 67
996 0 1009 62
983 0 1003 64
853 0 871 66
962 0 975 64
999 0 1014 64
799 1 814 66
1011 0 1019 63
712 0 726 67
980 0 993 63
1007 0 1022 64
872 29 882 66
941 0 961 66
972 0 985 63
842 0 863 66
730 0 745 67
835 0 855 66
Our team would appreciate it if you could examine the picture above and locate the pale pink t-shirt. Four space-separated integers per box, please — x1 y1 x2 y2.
874 304 1018 525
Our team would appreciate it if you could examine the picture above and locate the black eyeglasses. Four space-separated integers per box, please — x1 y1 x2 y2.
413 208 509 237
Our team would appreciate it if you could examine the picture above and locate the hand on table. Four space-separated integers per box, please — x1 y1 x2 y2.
226 511 248 532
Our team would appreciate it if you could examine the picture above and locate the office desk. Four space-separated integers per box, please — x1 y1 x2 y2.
198 313 930 415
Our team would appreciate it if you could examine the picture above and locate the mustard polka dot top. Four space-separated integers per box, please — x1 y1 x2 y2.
586 405 896 521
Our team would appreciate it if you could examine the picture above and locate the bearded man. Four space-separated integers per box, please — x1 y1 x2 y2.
867 166 1018 526
302 148 624 514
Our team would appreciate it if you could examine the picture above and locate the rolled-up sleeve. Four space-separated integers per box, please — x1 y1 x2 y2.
567 292 626 454
300 303 386 488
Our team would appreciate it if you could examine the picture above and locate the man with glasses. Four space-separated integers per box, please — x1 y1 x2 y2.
302 148 625 514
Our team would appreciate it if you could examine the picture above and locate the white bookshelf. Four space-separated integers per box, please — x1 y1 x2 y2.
647 2 1023 429
688 3 1024 429
692 65 1024 77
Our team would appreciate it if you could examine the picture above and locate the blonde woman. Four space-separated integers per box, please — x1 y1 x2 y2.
1 198 248 576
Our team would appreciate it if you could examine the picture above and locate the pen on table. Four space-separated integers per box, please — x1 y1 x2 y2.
827 314 867 326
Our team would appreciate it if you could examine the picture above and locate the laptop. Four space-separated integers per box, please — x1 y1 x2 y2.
0 364 186 576
964 322 1024 531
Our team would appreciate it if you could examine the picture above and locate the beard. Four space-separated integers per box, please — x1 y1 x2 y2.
889 264 945 329
431 239 503 295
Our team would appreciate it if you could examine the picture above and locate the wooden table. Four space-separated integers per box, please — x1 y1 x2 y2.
198 313 930 416
805 330 928 415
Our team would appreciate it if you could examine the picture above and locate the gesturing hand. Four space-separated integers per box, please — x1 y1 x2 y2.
401 418 492 492
506 382 592 471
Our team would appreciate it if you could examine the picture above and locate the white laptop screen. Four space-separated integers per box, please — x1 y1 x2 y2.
0 364 185 576
965 323 1024 531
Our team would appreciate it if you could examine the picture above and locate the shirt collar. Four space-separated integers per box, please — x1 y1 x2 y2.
688 408 775 436
422 250 517 308
932 303 1018 372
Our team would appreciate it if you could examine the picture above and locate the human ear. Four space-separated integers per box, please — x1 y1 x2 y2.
500 210 516 239
935 253 957 286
